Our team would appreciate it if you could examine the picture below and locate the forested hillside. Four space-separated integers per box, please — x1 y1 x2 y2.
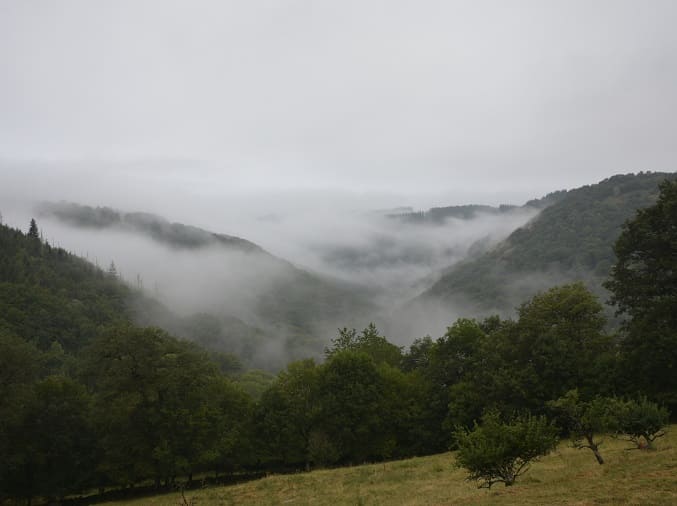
418 172 677 315
388 190 565 225
0 221 132 352
390 204 522 224
37 202 264 252
0 220 250 369
0 222 254 502
1 178 675 505
36 202 377 366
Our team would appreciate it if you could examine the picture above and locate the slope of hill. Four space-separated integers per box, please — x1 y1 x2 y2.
417 172 677 316
101 430 677 506
37 202 263 253
388 190 566 226
390 204 522 224
36 202 376 363
0 222 132 352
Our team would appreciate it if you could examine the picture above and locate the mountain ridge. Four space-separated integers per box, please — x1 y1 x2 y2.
36 201 377 364
415 171 677 317
37 201 265 253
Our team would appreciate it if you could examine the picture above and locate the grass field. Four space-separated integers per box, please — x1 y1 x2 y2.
105 427 677 506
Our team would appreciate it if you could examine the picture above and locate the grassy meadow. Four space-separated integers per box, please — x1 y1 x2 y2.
104 426 677 506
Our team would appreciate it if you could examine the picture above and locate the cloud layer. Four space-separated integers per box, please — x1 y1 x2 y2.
2 1 676 195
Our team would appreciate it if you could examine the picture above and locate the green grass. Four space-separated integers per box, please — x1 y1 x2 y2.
104 427 677 506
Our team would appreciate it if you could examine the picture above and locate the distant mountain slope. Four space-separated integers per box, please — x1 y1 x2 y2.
387 191 565 225
0 218 344 370
37 202 376 356
0 222 133 352
37 202 263 252
390 204 522 224
417 172 677 316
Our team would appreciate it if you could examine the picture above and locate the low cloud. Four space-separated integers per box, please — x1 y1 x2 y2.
2 162 543 356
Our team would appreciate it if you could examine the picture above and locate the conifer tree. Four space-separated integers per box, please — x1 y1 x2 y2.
108 261 118 279
27 218 39 239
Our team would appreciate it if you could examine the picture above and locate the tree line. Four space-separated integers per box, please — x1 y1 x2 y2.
0 179 675 504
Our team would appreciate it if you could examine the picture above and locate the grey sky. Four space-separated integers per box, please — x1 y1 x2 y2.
1 0 676 200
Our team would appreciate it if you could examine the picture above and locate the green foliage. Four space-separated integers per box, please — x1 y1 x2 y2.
0 332 95 501
401 335 433 372
326 327 358 355
315 351 386 464
3 186 676 503
423 172 676 315
256 355 431 469
606 179 677 322
548 390 617 464
16 376 95 499
0 222 131 352
209 350 244 376
27 218 39 239
199 376 255 473
234 369 275 400
0 331 42 500
436 286 613 434
325 323 402 367
613 396 669 449
376 363 434 458
434 319 486 384
81 325 253 486
0 222 260 500
508 283 614 406
256 360 321 467
445 319 522 432
454 410 558 488
307 430 341 467
419 318 495 443
605 179 677 411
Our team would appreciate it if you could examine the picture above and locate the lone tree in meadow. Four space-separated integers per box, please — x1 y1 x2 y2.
614 396 669 450
548 390 616 465
454 410 558 488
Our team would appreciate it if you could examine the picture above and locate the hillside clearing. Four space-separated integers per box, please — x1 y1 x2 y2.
104 427 677 506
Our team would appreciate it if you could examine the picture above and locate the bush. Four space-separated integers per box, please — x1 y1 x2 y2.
454 410 558 488
615 396 669 449
548 390 616 465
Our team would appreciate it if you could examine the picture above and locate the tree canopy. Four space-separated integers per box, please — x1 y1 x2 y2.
454 410 558 488
1 174 676 504
605 179 677 411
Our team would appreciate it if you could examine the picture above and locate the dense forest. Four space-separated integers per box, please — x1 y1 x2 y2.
418 172 677 315
1 176 675 505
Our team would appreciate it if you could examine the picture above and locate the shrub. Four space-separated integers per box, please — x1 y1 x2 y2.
548 390 616 464
454 410 558 488
614 396 669 450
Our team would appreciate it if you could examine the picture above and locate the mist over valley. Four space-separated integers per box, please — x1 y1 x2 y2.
3 169 672 364
2 3 676 503
0 172 541 359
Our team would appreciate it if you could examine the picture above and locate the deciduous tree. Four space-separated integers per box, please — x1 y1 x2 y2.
605 179 677 410
614 396 669 450
548 390 616 464
454 410 558 488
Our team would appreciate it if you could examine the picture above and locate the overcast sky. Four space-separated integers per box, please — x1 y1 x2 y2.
1 0 676 206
